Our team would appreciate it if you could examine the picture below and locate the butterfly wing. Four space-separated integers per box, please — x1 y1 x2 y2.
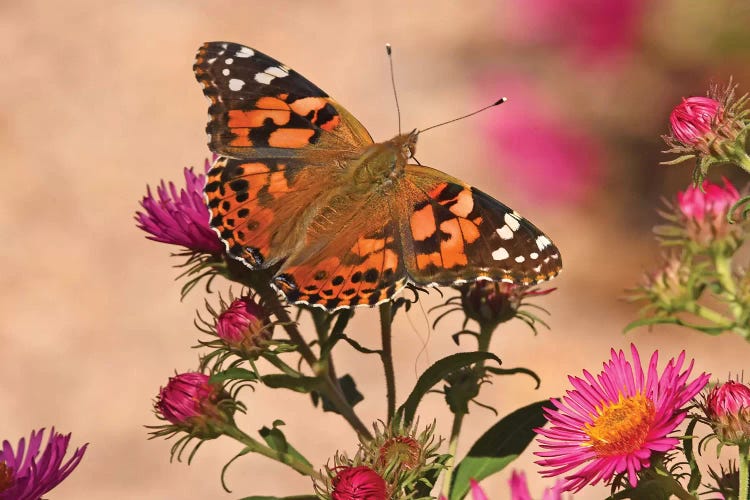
397 164 562 286
194 42 373 158
195 42 375 268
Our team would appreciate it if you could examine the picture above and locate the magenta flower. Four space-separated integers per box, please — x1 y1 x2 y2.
535 344 709 492
331 466 388 500
481 77 603 206
469 479 488 500
669 97 722 147
509 471 566 500
0 428 87 500
216 296 272 357
676 178 741 245
135 158 223 255
155 372 234 439
703 380 750 446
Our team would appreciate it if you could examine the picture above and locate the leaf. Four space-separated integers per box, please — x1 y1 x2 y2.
449 400 553 500
259 421 312 469
397 352 501 425
210 367 259 384
484 366 541 388
321 374 363 412
623 316 679 333
261 374 321 393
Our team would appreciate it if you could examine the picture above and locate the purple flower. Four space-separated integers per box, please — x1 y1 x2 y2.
0 428 87 500
135 158 223 255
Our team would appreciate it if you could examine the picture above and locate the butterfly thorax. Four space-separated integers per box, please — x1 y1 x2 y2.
347 131 418 189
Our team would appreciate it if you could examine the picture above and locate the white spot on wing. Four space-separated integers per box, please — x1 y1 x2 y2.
515 256 525 263
265 66 289 78
504 212 521 231
222 68 230 76
492 247 510 261
207 57 217 64
254 72 274 85
225 58 233 64
228 78 245 91
496 225 514 240
536 235 552 250
530 252 539 259
533 265 542 272
236 46 254 58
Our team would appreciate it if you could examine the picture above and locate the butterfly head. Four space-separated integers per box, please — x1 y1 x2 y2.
395 128 419 162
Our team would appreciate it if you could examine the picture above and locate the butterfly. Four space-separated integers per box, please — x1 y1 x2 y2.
194 42 561 311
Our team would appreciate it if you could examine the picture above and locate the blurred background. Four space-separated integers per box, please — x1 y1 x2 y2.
2 0 750 498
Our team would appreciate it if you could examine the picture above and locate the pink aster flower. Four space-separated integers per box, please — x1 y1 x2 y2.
469 479 488 500
669 97 722 147
676 178 741 245
154 372 235 439
703 380 750 446
509 471 566 500
216 296 272 357
331 466 388 500
136 158 223 255
535 344 709 492
0 428 87 500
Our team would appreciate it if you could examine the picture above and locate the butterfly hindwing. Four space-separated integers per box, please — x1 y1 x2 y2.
273 215 407 310
194 42 372 158
399 165 562 286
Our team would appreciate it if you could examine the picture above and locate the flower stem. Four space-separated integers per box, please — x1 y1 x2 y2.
223 425 323 480
740 443 750 500
440 410 465 498
251 276 372 438
735 151 750 174
379 302 396 422
683 302 735 330
713 251 744 320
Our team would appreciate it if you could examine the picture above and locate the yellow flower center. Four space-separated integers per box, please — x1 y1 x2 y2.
584 393 656 456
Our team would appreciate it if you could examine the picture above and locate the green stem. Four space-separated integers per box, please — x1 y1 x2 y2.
254 280 372 438
440 411 466 498
735 151 750 173
740 443 750 500
713 250 744 321
379 302 396 422
223 425 323 480
683 302 736 330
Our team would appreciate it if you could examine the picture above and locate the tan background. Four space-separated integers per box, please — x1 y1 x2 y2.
2 1 750 498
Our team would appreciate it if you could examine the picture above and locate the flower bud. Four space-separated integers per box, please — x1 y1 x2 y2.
676 178 742 246
331 466 388 500
155 372 235 439
377 436 421 471
704 380 750 446
669 97 722 148
216 296 272 358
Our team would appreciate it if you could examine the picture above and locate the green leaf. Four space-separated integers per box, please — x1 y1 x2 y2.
321 374 364 412
261 374 321 393
397 351 501 425
449 400 553 500
259 421 312 468
484 366 541 388
623 316 679 333
210 367 259 384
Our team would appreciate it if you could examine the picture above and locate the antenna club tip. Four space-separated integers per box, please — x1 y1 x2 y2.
385 43 392 55
494 97 508 106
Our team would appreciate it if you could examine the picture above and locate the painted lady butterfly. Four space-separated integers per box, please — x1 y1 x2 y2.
194 42 561 311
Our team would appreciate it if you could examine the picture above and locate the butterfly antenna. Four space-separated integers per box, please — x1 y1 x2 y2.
386 43 402 135
418 97 508 134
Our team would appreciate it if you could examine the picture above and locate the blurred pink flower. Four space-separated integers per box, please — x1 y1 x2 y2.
669 97 722 147
481 78 603 206
535 344 709 492
505 0 646 63
470 479 488 500
509 471 566 500
0 428 87 500
136 158 223 255
677 178 739 223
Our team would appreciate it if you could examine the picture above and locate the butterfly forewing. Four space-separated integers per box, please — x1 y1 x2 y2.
194 42 372 158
